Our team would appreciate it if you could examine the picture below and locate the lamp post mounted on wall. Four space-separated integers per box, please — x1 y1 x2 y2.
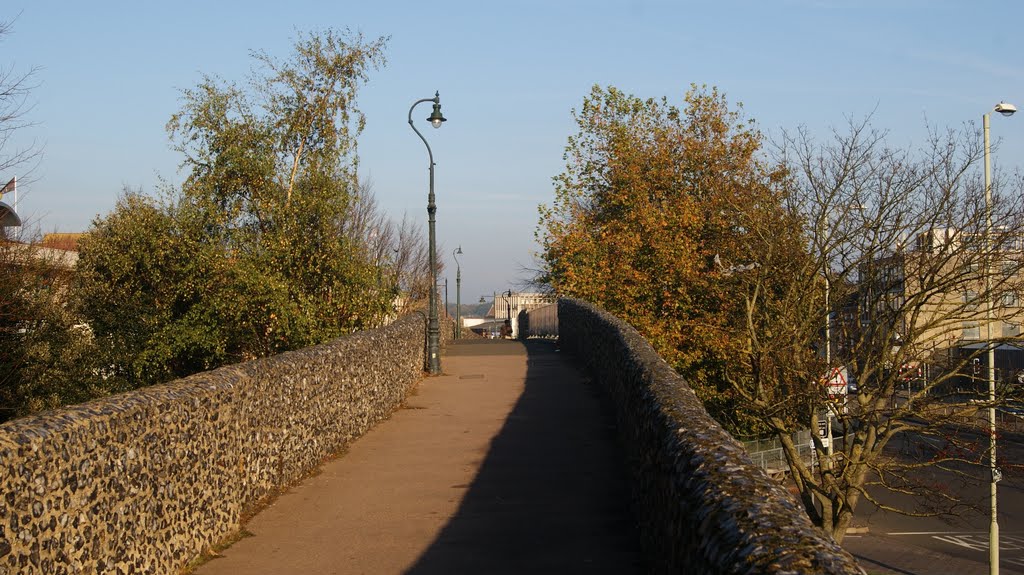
453 246 463 340
984 100 1015 575
409 91 447 375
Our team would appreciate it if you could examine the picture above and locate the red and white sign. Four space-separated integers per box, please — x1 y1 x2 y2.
826 366 848 396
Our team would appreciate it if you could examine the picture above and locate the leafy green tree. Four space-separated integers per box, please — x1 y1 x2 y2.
167 29 391 346
74 29 394 390
74 191 226 388
0 239 99 421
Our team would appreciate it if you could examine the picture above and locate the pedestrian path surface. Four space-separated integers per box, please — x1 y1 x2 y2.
194 339 644 574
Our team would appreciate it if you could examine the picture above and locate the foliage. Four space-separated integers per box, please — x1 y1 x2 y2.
0 239 99 422
74 191 227 387
537 84 790 429
168 29 393 343
539 84 1024 541
2 28 434 418
73 29 397 391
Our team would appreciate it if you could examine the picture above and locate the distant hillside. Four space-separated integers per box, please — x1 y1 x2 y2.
447 302 492 318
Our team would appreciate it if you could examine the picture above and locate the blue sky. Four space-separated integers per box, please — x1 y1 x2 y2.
4 0 1023 301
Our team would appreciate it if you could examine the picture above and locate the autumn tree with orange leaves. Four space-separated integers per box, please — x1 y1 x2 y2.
537 84 798 428
540 85 1024 542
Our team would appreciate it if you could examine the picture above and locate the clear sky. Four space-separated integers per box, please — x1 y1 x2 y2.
4 0 1023 301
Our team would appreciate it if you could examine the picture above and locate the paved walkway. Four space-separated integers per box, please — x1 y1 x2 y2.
194 339 644 574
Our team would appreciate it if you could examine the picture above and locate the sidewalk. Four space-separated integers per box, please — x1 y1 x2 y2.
194 339 643 574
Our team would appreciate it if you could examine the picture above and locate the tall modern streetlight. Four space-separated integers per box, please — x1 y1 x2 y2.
409 91 447 375
453 246 463 339
984 100 1015 575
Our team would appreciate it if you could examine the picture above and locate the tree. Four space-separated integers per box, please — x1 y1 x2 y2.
0 237 99 422
0 20 96 422
537 84 788 423
166 29 392 345
539 84 1024 542
342 179 436 316
74 29 396 390
720 119 1024 541
74 190 226 388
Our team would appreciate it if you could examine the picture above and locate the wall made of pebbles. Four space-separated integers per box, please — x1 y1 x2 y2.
0 313 428 575
552 299 865 574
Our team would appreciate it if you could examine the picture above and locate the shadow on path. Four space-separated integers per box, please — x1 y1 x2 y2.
404 339 644 574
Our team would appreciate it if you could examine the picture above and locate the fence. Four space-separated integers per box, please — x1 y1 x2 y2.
742 430 813 478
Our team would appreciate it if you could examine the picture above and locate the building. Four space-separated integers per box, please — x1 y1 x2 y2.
475 292 556 338
835 227 1024 388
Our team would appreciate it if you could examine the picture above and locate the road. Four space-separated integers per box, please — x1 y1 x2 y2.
843 428 1024 574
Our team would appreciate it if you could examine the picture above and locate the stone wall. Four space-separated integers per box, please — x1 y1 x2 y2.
552 299 865 574
0 313 432 575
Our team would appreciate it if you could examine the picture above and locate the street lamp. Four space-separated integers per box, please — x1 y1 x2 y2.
479 293 501 338
409 91 447 375
453 246 463 339
0 177 20 227
984 101 1014 575
503 289 513 338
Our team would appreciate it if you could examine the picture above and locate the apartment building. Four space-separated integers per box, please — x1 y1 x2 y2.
833 227 1024 385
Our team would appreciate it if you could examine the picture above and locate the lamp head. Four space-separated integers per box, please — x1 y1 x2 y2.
995 102 1017 117
479 296 486 303
428 92 447 128
455 246 463 255
0 202 21 227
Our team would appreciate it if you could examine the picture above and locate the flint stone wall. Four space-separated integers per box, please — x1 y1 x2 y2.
0 313 430 575
554 298 864 574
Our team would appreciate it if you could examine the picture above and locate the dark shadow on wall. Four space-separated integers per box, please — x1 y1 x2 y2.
403 339 644 574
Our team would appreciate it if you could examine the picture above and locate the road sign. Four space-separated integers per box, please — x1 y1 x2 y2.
826 366 848 396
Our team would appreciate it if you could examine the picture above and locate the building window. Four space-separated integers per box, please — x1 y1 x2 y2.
963 322 981 340
1003 291 1019 308
1004 322 1021 338
999 235 1024 253
964 290 980 312
1002 261 1017 278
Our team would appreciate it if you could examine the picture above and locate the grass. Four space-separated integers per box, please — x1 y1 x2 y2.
179 528 254 573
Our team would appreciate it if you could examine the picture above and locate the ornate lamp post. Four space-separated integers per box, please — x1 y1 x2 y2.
0 177 20 227
503 289 513 338
408 92 447 375
984 101 1015 575
453 246 463 339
